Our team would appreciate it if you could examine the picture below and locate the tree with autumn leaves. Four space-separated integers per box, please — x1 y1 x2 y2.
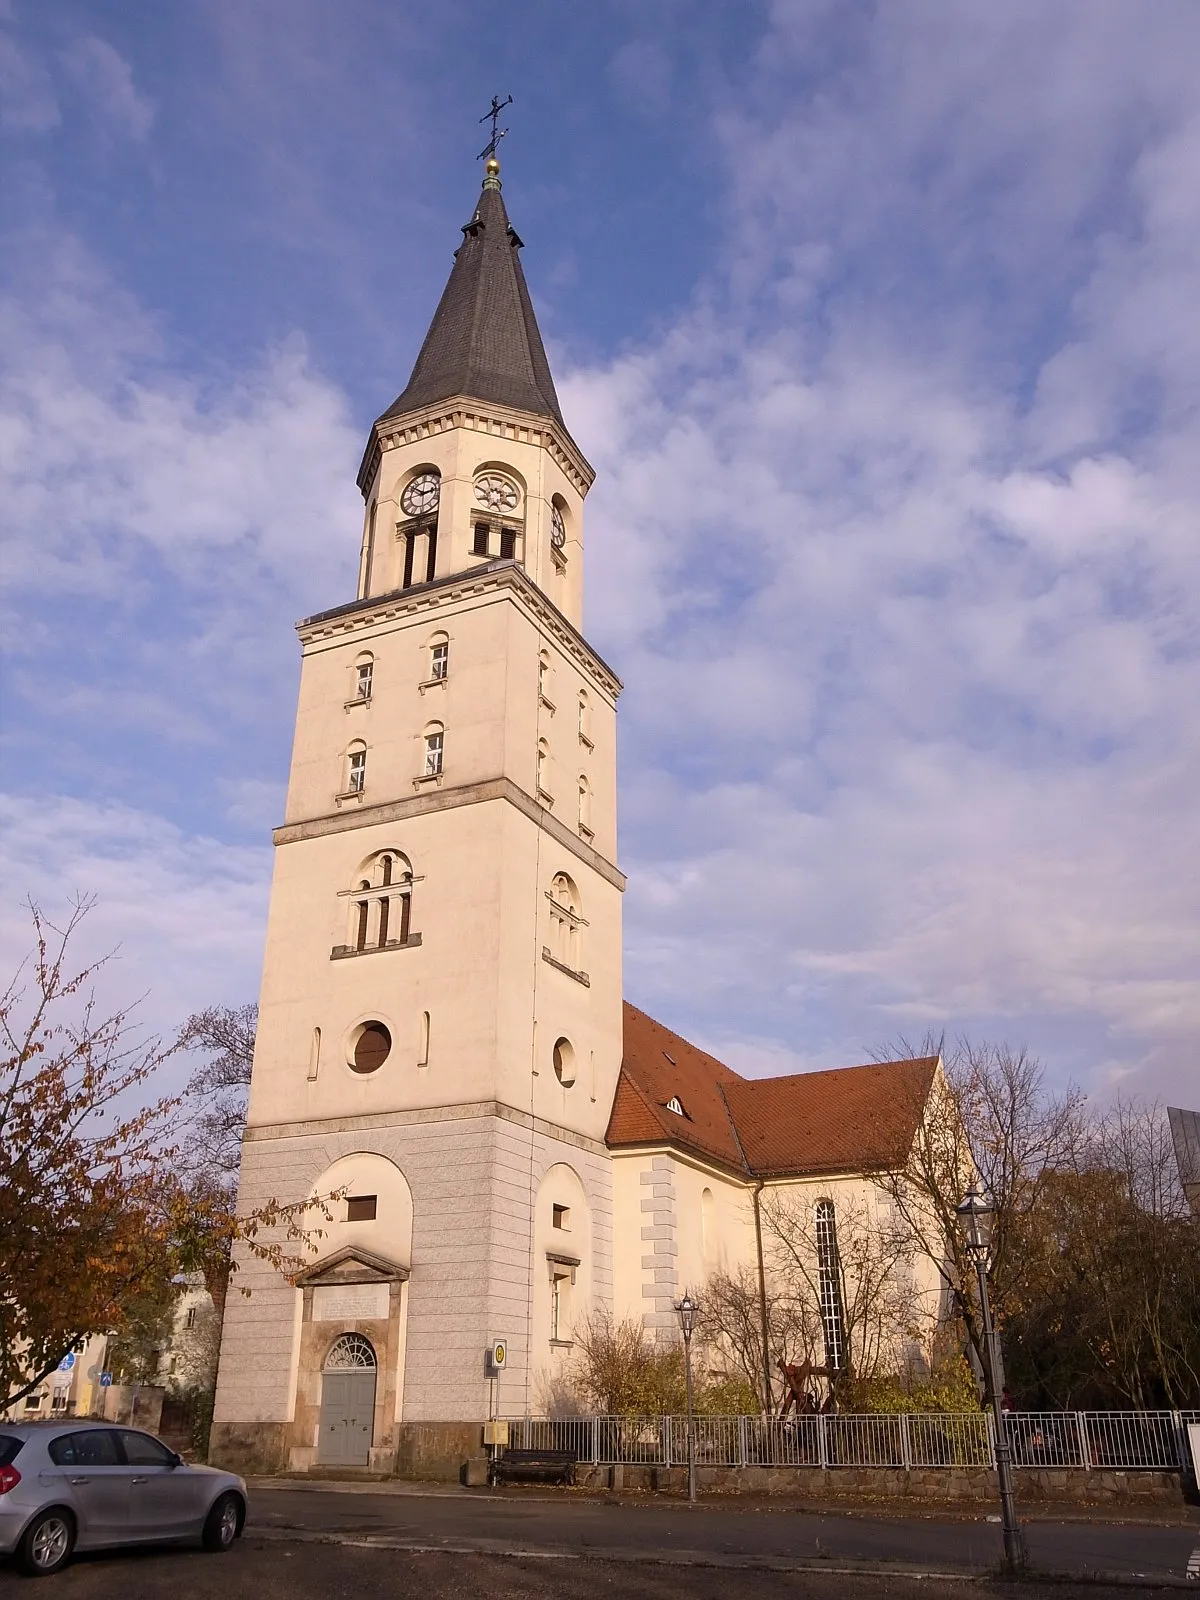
0 901 326 1410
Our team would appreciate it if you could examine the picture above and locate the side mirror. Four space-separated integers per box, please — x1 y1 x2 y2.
169 1451 184 1469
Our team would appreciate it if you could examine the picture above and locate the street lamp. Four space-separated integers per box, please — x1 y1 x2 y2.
956 1187 1024 1572
675 1292 698 1503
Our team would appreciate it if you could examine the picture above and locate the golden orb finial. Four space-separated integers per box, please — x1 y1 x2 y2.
485 156 501 178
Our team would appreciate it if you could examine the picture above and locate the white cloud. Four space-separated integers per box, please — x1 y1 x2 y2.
0 794 270 1083
0 20 58 133
562 1 1200 1103
59 35 154 141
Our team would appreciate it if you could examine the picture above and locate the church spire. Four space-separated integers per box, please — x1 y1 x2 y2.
379 159 565 428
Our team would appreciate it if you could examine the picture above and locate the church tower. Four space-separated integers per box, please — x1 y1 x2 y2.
211 158 624 1474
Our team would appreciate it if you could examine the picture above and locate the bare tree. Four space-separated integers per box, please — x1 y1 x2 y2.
697 1265 817 1411
177 1004 256 1185
871 1034 1085 1396
760 1190 923 1385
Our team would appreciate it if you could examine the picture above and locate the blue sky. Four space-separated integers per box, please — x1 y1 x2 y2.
2 0 1197 1103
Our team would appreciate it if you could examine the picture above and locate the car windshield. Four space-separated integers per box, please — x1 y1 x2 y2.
0 1434 23 1466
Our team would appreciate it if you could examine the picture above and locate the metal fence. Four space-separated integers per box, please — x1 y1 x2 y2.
505 1410 1200 1473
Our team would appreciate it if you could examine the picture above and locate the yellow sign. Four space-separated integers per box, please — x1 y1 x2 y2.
491 1340 507 1369
483 1420 509 1446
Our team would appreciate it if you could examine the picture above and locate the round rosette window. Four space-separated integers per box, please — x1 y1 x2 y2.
552 1037 576 1087
350 1021 392 1074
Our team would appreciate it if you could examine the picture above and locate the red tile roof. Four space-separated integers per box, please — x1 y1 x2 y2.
609 1002 937 1180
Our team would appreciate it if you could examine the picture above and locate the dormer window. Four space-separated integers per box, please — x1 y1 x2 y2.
665 1096 685 1116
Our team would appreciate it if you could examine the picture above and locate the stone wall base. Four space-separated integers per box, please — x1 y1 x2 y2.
395 1421 486 1482
209 1421 290 1477
572 1463 1184 1505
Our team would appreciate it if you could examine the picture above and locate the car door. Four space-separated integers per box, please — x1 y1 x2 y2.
117 1430 204 1539
44 1429 131 1547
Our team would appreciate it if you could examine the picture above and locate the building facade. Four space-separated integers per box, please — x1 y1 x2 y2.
211 161 945 1476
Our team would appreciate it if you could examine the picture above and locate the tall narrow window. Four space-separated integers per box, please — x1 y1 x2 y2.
377 896 390 946
500 527 517 560
577 775 591 836
355 661 373 701
361 502 377 600
550 1272 569 1341
537 738 549 796
381 855 393 886
424 728 443 777
538 651 550 701
815 1199 847 1373
578 691 591 745
398 889 412 942
424 524 438 583
347 745 367 794
430 638 449 680
473 522 490 557
355 894 370 952
418 1010 430 1067
307 1026 322 1082
402 530 416 589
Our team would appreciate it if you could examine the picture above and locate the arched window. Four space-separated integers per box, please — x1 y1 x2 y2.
538 649 552 704
337 851 416 957
577 774 592 838
324 1333 377 1371
546 872 584 970
536 737 550 798
428 632 449 682
577 689 591 746
353 652 374 703
308 1026 322 1082
345 741 367 795
473 468 523 565
398 468 441 589
815 1199 847 1373
418 1010 430 1068
701 1187 716 1265
423 722 444 778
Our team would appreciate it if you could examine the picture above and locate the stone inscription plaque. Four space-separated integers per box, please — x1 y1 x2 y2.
312 1283 389 1321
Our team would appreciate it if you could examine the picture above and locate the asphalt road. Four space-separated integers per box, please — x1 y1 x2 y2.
243 1482 1199 1583
0 1540 1192 1600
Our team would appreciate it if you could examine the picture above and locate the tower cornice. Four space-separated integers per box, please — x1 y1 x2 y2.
297 558 621 701
356 394 595 500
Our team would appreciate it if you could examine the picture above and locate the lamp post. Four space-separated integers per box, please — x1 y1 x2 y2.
956 1187 1023 1572
675 1292 698 1503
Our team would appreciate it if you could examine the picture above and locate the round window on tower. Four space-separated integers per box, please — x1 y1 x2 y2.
552 1037 576 1088
474 473 520 514
349 1021 392 1075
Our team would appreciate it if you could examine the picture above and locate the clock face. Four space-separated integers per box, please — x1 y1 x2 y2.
551 504 566 549
400 473 440 517
474 474 519 514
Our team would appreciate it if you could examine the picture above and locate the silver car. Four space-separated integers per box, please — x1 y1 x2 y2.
0 1419 246 1577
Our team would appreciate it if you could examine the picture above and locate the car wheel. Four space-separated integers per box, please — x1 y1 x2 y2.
16 1508 76 1577
201 1491 243 1552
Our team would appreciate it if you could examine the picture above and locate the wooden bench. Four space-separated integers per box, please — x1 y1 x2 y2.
490 1448 576 1486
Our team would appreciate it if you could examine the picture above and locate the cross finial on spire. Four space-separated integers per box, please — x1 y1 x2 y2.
477 94 512 165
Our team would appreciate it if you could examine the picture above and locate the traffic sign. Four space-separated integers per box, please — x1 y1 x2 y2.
489 1340 507 1370
99 1372 113 1387
58 1353 76 1372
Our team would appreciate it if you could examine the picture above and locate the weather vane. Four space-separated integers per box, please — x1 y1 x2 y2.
477 94 513 163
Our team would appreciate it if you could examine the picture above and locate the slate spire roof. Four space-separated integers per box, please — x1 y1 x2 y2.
380 169 565 428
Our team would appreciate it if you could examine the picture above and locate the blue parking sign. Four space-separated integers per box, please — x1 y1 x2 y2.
99 1372 113 1386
